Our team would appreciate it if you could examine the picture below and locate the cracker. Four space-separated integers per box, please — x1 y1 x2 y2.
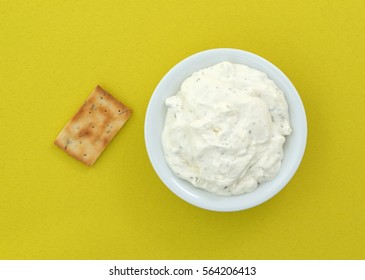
54 85 132 166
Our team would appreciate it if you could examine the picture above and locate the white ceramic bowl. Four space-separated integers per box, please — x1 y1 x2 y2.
145 48 307 212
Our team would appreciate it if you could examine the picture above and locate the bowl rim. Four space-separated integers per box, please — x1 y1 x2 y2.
144 48 307 212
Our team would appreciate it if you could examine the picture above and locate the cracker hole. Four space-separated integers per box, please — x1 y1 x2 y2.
83 154 87 157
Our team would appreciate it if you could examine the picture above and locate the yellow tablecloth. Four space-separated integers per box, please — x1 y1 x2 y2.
1 0 364 259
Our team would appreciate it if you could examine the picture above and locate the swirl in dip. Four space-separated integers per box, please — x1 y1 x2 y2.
162 61 291 196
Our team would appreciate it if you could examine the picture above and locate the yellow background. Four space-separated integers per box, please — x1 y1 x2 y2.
1 0 364 260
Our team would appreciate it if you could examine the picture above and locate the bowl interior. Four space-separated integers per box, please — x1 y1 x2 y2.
145 48 307 211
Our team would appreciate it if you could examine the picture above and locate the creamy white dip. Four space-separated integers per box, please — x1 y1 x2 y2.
162 61 291 196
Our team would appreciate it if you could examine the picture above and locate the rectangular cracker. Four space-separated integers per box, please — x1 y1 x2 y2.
54 85 132 166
